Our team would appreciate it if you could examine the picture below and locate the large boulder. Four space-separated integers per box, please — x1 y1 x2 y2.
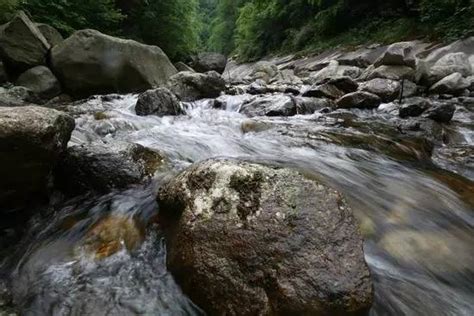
362 65 416 81
374 41 416 68
307 60 361 84
419 52 472 85
192 52 227 74
16 66 61 100
0 86 40 107
399 97 432 118
0 106 74 208
359 78 401 102
174 62 195 73
302 83 345 99
36 23 64 47
336 91 381 109
0 11 50 77
422 102 456 123
55 141 165 195
167 71 225 102
51 29 177 98
240 95 296 117
429 72 470 95
157 159 373 316
135 87 183 117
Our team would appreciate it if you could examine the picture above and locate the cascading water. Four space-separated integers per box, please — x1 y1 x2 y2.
1 93 473 315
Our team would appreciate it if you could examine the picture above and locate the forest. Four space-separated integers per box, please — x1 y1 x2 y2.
0 0 473 61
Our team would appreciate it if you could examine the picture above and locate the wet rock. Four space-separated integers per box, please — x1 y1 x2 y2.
467 76 474 91
240 95 296 117
374 41 416 68
16 66 61 100
295 97 335 115
55 141 165 195
379 229 474 275
302 83 344 99
336 91 381 109
363 65 415 81
307 60 361 84
0 106 74 208
429 72 470 95
270 69 303 85
399 97 432 118
0 11 50 77
174 62 195 73
158 159 373 316
167 71 225 102
191 52 227 74
36 23 63 47
247 61 279 83
240 119 274 134
79 216 144 260
324 76 359 93
0 86 40 107
422 102 456 123
359 78 401 102
51 29 177 98
135 87 183 117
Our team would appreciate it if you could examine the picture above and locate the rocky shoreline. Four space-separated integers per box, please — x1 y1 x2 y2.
0 10 473 316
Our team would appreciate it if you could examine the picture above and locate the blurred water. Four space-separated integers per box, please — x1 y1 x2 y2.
2 94 473 315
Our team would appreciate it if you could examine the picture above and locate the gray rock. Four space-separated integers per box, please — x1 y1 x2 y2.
429 72 470 95
51 29 177 98
374 41 416 68
0 86 40 106
247 61 279 83
0 106 74 208
192 52 227 74
0 11 50 77
399 97 432 118
36 23 63 47
467 76 474 91
295 97 335 114
157 159 373 316
307 60 361 85
174 62 195 73
362 65 416 81
302 83 345 99
55 141 165 195
16 66 61 100
240 95 296 117
167 71 225 102
135 88 183 117
336 91 381 109
359 78 401 102
420 52 472 85
324 76 359 93
422 102 456 123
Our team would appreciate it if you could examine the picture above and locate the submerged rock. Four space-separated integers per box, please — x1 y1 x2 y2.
167 71 225 102
0 106 74 208
135 88 183 117
0 11 50 77
16 66 61 100
336 91 381 109
51 29 177 98
240 95 296 117
192 52 227 74
55 142 165 195
158 159 373 316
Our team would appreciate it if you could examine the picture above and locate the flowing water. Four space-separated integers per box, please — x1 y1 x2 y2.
1 93 473 315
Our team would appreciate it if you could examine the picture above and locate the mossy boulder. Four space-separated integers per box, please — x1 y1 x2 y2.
158 159 373 316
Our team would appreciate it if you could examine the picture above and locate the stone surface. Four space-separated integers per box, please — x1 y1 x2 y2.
324 76 359 93
399 97 432 118
0 106 74 208
174 62 195 73
420 52 472 85
302 83 345 99
240 95 296 117
16 66 61 100
158 159 373 316
0 86 40 107
192 52 227 74
51 29 177 98
429 72 470 95
36 23 63 47
422 102 456 123
55 141 165 195
359 78 401 102
295 97 335 114
374 41 416 68
167 71 225 102
363 65 416 81
336 91 381 109
0 11 50 77
135 88 183 117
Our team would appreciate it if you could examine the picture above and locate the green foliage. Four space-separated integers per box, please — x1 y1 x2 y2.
21 0 125 35
0 0 19 23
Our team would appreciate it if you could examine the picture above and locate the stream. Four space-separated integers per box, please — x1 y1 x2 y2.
1 93 473 315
